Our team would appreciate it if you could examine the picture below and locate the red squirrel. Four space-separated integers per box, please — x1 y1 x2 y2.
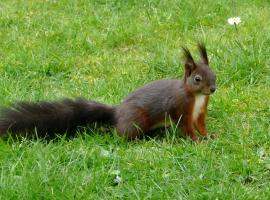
0 43 216 141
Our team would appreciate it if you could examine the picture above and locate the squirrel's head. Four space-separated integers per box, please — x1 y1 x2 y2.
182 43 216 95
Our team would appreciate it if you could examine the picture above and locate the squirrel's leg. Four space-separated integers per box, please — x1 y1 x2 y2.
195 96 209 138
195 112 208 137
116 106 150 140
179 115 198 141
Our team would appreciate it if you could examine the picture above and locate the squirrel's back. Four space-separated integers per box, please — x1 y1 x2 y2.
121 79 187 117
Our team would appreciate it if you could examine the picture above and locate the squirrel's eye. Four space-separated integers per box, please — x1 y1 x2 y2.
194 75 202 82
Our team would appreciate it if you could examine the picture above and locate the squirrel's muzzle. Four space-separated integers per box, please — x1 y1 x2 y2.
210 86 216 93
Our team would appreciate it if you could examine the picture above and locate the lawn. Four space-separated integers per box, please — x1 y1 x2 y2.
0 0 269 199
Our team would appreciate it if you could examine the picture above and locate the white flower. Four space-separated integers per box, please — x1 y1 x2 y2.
114 175 123 184
227 17 241 25
110 170 123 185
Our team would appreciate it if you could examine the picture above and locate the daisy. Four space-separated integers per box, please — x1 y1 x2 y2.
227 17 241 25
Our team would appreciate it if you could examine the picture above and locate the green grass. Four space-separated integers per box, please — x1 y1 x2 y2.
0 0 270 199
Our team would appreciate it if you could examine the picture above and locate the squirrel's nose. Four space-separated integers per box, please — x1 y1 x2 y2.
210 86 216 93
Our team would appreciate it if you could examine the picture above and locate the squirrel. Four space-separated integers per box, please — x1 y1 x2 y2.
0 43 216 141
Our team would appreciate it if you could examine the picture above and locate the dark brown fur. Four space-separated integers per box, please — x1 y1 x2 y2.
0 99 115 139
0 43 216 141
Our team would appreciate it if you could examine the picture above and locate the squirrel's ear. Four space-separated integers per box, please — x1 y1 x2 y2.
198 42 209 65
182 47 196 76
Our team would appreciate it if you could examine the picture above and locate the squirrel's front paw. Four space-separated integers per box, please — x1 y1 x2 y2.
200 133 218 141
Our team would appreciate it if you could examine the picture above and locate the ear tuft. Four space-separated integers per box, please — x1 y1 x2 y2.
182 46 195 69
182 46 193 63
182 46 196 80
198 42 209 65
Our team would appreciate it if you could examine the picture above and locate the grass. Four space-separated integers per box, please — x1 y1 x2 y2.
0 0 269 199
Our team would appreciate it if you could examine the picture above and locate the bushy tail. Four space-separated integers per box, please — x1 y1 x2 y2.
0 98 115 138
